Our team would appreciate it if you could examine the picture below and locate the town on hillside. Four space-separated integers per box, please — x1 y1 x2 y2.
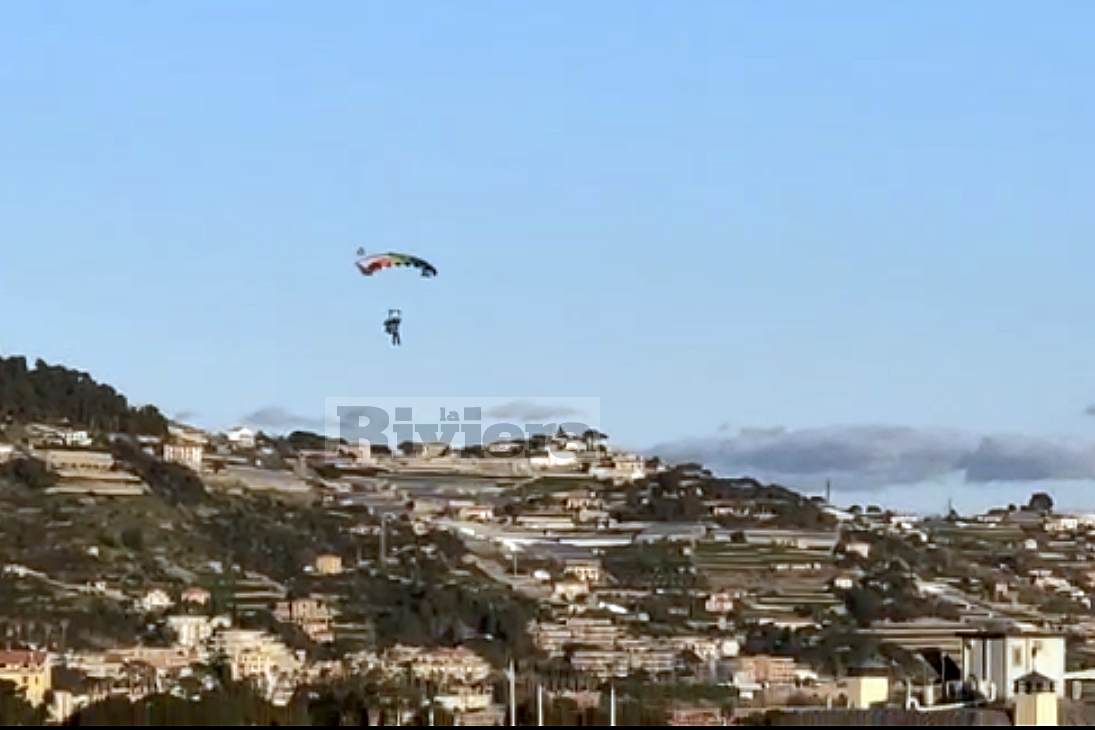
0 360 1093 725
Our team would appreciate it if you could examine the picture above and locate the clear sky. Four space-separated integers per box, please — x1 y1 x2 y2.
3 2 1095 513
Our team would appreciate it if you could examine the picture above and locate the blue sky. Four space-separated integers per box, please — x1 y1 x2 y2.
3 1 1095 513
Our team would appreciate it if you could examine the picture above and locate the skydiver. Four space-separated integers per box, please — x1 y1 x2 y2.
383 310 402 346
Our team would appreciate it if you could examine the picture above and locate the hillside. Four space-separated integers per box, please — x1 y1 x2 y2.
0 354 167 435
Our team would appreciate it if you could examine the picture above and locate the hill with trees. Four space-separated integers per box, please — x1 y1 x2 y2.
0 355 167 436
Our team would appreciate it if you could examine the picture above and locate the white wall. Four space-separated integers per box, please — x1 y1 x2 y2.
963 634 1065 701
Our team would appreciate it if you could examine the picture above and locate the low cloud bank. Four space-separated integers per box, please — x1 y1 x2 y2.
652 424 1095 488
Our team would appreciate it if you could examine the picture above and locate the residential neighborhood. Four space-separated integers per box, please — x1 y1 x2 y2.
4 386 1095 725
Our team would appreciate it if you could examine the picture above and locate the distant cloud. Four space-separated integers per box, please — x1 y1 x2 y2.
1084 405 1095 416
652 424 1095 488
240 406 324 433
486 399 584 423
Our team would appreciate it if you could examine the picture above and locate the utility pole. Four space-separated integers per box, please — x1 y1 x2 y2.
509 659 517 726
609 682 616 726
537 681 543 726
380 513 388 563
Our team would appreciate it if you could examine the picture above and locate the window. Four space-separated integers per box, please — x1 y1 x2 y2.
1013 647 1023 667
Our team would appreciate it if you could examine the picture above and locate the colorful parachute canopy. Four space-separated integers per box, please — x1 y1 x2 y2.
355 252 437 278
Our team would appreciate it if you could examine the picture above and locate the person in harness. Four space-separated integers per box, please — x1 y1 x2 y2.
383 309 402 346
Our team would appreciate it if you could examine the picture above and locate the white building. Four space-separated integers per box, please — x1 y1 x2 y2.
705 592 735 614
847 663 890 710
610 453 647 482
960 628 1066 702
1045 515 1079 533
208 629 301 683
224 427 255 450
140 589 175 612
588 454 647 483
1013 672 1058 726
169 425 209 445
163 442 204 471
529 451 575 470
167 614 230 649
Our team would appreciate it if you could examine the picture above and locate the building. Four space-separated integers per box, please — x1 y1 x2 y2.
140 589 174 612
168 424 209 445
39 449 116 475
163 441 204 471
705 592 736 614
514 513 577 531
0 651 52 706
530 617 624 656
847 662 890 709
960 627 1066 702
552 579 589 602
561 489 600 511
844 541 872 558
562 558 603 584
742 530 840 551
384 646 492 685
314 554 343 575
529 450 576 470
208 629 300 683
181 587 211 605
0 444 14 464
27 424 92 448
732 655 799 686
274 598 334 643
1012 671 1057 726
167 614 230 649
1045 515 1079 533
457 505 494 521
224 427 255 450
636 523 708 543
569 649 629 678
667 705 724 726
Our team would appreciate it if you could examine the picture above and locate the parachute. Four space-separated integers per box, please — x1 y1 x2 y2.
355 250 437 278
354 249 435 347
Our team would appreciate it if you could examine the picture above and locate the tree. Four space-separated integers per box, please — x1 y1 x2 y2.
1 457 55 490
0 679 42 726
0 355 168 436
1028 492 1054 513
120 527 144 552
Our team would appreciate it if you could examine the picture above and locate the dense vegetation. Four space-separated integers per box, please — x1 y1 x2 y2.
616 466 835 529
741 618 923 678
838 559 960 625
206 496 358 582
0 680 45 726
0 355 167 435
0 456 57 490
342 570 539 666
63 682 303 726
110 438 207 505
604 542 704 591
